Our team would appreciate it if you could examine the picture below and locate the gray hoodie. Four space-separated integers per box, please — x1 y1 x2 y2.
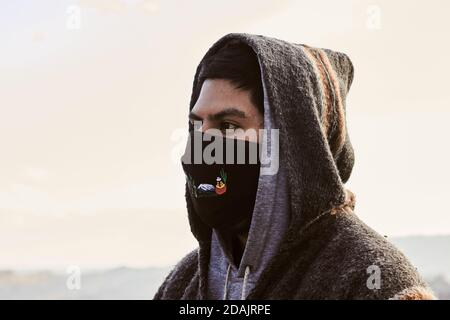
206 56 291 299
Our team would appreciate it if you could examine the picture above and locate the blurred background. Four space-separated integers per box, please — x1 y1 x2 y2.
1 0 449 299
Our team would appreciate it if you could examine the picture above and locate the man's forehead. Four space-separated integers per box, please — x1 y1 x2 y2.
193 79 256 114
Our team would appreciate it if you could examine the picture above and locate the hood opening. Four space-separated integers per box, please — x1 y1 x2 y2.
187 33 355 243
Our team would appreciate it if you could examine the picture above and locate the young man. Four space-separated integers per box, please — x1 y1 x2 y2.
154 33 435 300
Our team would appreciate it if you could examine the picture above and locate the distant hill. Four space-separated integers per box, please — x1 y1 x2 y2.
0 267 170 300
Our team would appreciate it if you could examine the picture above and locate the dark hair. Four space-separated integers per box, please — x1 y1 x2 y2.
198 42 264 115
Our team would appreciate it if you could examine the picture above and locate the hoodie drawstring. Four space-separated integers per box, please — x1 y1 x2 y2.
241 265 251 300
223 264 251 300
223 264 231 300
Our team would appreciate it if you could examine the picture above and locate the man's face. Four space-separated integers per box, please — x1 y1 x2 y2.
189 79 263 142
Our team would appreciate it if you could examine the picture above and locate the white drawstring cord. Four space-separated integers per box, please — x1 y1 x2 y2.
223 264 231 300
241 265 251 300
223 264 251 300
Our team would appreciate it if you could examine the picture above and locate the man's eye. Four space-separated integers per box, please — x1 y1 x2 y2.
220 122 239 131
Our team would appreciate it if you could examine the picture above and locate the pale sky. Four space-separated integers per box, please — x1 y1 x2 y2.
1 0 449 269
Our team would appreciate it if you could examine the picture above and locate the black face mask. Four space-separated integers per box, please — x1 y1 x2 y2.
181 130 260 232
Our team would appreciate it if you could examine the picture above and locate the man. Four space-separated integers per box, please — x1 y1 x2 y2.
154 33 435 299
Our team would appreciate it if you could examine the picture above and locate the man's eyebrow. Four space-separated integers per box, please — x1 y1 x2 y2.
208 107 247 121
188 107 247 122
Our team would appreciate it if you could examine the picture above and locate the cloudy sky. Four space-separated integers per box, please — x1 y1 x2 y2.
1 0 449 270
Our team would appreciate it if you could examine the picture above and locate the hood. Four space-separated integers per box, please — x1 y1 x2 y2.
184 33 355 299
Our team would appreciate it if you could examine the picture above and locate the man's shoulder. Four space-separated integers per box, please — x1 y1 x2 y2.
313 212 434 299
153 248 199 299
174 248 199 273
331 212 412 265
